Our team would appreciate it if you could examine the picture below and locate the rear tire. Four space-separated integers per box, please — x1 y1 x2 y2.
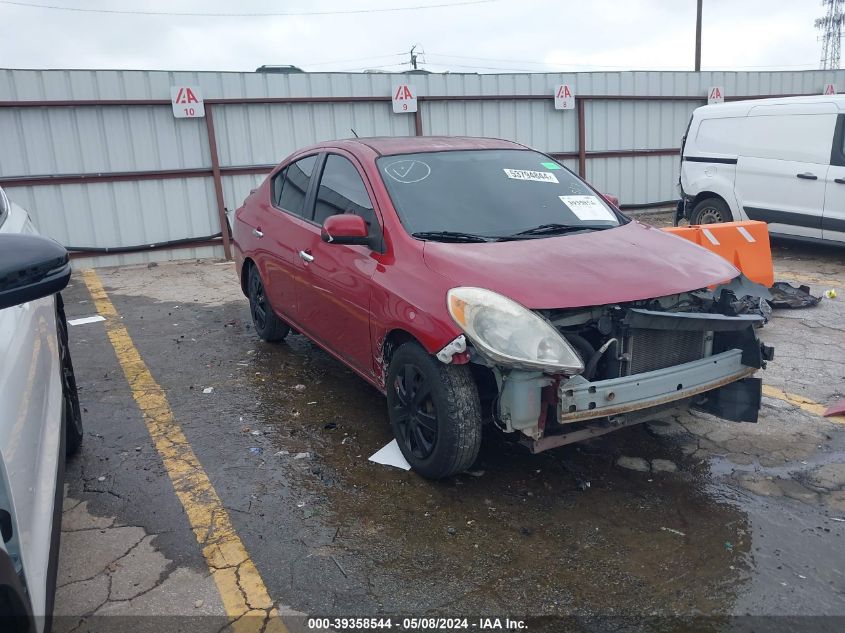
248 265 289 342
689 197 730 225
56 294 83 457
386 342 482 479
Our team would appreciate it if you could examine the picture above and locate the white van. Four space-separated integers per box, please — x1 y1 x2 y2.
677 95 845 243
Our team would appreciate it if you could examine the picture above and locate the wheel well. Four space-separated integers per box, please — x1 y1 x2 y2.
687 192 732 221
381 329 418 366
380 329 498 417
240 258 254 297
690 192 727 209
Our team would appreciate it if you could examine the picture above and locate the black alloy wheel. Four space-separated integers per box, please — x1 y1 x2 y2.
248 265 289 342
249 269 268 332
386 342 482 479
392 363 438 460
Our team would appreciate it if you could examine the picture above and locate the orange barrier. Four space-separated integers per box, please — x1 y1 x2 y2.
663 220 774 288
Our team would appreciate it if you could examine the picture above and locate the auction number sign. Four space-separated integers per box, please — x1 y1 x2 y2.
171 86 205 118
708 86 725 104
554 84 575 110
392 84 418 113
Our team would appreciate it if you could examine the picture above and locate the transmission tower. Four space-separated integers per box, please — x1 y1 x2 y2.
817 0 844 69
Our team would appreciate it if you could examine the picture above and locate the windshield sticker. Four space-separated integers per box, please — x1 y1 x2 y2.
383 159 431 183
540 161 562 170
559 195 616 221
503 169 559 183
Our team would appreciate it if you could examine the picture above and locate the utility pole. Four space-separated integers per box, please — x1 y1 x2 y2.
410 45 419 71
817 0 844 69
694 0 703 71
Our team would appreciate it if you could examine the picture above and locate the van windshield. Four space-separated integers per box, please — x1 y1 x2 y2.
377 149 623 241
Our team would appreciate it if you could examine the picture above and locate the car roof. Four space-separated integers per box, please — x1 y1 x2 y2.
695 94 845 118
298 136 528 157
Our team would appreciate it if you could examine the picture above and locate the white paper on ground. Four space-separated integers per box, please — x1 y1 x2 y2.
68 315 106 326
368 439 411 471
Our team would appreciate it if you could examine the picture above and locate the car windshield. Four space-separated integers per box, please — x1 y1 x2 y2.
377 149 623 240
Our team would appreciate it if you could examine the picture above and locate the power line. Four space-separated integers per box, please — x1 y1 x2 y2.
304 53 406 67
426 52 686 70
332 62 412 72
315 52 822 73
0 0 499 17
426 52 552 66
425 52 821 71
425 61 549 72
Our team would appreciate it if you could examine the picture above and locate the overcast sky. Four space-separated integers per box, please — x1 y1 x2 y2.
0 0 829 73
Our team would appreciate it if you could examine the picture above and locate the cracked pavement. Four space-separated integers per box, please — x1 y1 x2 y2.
55 487 225 633
55 222 845 630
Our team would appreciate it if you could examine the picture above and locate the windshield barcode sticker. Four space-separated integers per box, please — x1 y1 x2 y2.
503 169 559 183
559 195 616 221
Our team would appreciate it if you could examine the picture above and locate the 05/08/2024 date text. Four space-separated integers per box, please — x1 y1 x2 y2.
306 617 528 630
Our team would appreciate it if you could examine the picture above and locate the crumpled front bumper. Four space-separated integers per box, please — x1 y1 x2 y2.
557 348 756 424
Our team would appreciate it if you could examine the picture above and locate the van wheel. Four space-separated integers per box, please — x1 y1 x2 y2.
386 342 482 479
690 197 730 225
248 266 289 342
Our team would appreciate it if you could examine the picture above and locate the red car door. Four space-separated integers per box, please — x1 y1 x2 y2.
295 153 382 376
255 154 319 321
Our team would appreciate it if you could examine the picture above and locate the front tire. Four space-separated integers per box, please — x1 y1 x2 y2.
248 265 289 342
386 342 482 479
689 197 730 225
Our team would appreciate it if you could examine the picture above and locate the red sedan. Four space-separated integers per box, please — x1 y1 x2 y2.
234 137 771 479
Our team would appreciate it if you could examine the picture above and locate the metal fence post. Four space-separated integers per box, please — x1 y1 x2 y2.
577 97 587 178
414 105 423 136
204 104 233 260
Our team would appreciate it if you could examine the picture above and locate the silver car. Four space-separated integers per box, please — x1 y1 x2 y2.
0 186 82 632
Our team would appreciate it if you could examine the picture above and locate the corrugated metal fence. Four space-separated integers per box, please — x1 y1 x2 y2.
1 68 843 267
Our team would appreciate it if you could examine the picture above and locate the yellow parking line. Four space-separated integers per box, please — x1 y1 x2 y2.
762 384 845 423
81 270 287 633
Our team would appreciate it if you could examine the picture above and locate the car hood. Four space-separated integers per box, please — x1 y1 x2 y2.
422 221 740 309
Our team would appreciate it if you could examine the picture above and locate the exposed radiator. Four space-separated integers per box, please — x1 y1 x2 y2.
627 328 706 375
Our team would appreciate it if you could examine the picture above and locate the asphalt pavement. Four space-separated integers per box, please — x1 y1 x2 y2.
55 222 845 632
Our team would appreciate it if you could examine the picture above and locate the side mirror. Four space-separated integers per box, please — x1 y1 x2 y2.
602 193 620 207
321 214 369 246
0 234 71 310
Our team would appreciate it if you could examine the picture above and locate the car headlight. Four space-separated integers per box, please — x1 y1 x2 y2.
446 287 584 374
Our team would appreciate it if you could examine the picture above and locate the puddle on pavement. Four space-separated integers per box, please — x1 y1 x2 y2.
99 287 845 619
242 334 754 617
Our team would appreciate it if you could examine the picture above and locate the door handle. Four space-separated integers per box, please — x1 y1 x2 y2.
796 172 818 180
298 250 314 263
835 178 845 184
252 228 264 238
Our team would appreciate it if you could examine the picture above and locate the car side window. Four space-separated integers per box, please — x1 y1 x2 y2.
271 168 286 207
278 155 317 217
313 155 377 230
828 114 845 166
837 114 845 156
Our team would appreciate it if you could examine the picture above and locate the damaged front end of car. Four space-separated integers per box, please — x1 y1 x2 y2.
443 281 774 453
